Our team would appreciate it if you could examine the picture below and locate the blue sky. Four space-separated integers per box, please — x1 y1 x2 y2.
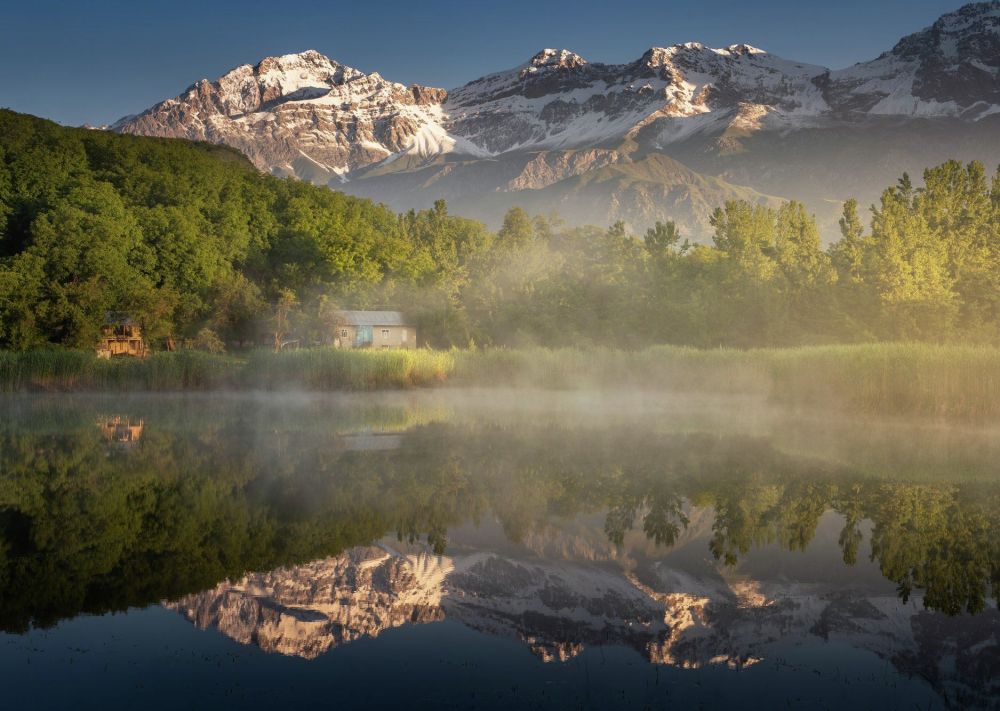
0 0 971 126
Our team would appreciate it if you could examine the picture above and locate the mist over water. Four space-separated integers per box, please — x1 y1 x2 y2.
0 390 998 709
5 5 1000 710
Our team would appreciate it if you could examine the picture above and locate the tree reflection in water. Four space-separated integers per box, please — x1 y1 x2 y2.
0 393 998 635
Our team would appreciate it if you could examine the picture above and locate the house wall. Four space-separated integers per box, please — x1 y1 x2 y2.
98 338 146 357
333 325 357 348
333 324 416 349
97 324 147 358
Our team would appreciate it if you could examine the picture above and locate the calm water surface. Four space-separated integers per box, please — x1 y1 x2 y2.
1 390 998 710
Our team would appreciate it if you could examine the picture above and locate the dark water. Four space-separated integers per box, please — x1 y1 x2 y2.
1 391 998 710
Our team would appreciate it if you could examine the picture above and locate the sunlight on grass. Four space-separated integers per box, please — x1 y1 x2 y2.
1 343 998 419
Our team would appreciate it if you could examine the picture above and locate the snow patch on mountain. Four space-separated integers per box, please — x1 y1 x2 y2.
112 0 1000 222
829 1 1000 118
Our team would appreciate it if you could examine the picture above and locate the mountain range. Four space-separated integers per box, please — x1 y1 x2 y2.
114 1 1000 238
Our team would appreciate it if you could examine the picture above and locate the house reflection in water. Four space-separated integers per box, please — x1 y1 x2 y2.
98 416 145 445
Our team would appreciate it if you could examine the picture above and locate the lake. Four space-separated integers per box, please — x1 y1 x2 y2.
1 390 998 710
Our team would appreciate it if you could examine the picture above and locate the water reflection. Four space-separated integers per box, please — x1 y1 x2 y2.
98 416 145 445
165 539 1000 707
2 392 1000 708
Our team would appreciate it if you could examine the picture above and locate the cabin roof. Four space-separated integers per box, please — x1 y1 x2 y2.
336 310 409 326
103 311 138 326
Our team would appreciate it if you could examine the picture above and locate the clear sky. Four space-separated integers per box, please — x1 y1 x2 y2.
0 0 973 126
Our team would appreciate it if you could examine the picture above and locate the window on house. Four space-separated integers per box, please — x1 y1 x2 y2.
382 328 390 339
340 329 348 338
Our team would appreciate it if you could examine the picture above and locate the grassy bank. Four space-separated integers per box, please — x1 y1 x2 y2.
451 343 1000 420
2 343 999 420
765 342 1000 420
242 348 454 390
0 350 240 391
450 346 766 393
0 348 453 392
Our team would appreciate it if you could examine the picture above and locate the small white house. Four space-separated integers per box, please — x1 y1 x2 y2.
332 311 416 350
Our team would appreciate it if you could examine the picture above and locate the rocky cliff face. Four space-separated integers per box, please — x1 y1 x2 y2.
826 1 1000 117
166 542 1000 706
114 2 1000 237
115 50 460 185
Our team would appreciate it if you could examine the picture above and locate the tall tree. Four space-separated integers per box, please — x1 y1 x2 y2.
869 183 957 338
496 207 534 250
831 198 868 284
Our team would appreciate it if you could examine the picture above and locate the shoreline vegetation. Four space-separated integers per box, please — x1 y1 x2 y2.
6 110 1000 356
2 343 999 420
4 113 1000 423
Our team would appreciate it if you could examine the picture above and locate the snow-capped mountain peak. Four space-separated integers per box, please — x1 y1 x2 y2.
725 43 767 56
207 49 365 114
115 49 454 183
828 1 1000 118
112 3 1000 237
527 48 588 69
523 49 587 74
116 2 1000 176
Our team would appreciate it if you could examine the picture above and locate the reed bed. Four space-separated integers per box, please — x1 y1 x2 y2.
243 348 454 390
764 342 1000 419
450 346 767 393
451 343 1000 420
0 350 238 392
2 343 1000 420
0 347 453 393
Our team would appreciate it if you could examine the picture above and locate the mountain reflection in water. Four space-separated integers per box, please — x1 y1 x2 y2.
1 391 999 709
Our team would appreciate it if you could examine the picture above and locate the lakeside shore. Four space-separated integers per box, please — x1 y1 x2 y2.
2 343 998 420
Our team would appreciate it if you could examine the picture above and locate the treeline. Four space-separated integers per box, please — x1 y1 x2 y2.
500 160 1000 347
0 110 489 349
3 109 1000 349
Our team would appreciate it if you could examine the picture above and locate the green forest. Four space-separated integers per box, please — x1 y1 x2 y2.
2 108 1000 350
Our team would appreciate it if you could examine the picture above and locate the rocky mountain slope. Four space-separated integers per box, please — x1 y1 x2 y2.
115 2 1000 238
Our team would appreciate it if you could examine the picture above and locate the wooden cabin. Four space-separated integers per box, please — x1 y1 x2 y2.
332 311 416 350
97 312 148 359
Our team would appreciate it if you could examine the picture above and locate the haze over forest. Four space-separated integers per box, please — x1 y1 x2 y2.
4 5 1000 710
1 2 1000 354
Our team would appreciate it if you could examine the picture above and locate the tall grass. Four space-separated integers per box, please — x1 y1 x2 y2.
0 348 453 393
765 342 1000 419
0 350 238 392
243 348 454 390
452 343 1000 420
451 346 766 393
2 343 1000 420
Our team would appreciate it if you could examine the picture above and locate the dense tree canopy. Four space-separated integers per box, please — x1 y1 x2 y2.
2 109 1000 349
0 111 486 349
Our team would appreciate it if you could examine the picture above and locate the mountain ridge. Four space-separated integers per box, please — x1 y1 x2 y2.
113 2 1000 237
